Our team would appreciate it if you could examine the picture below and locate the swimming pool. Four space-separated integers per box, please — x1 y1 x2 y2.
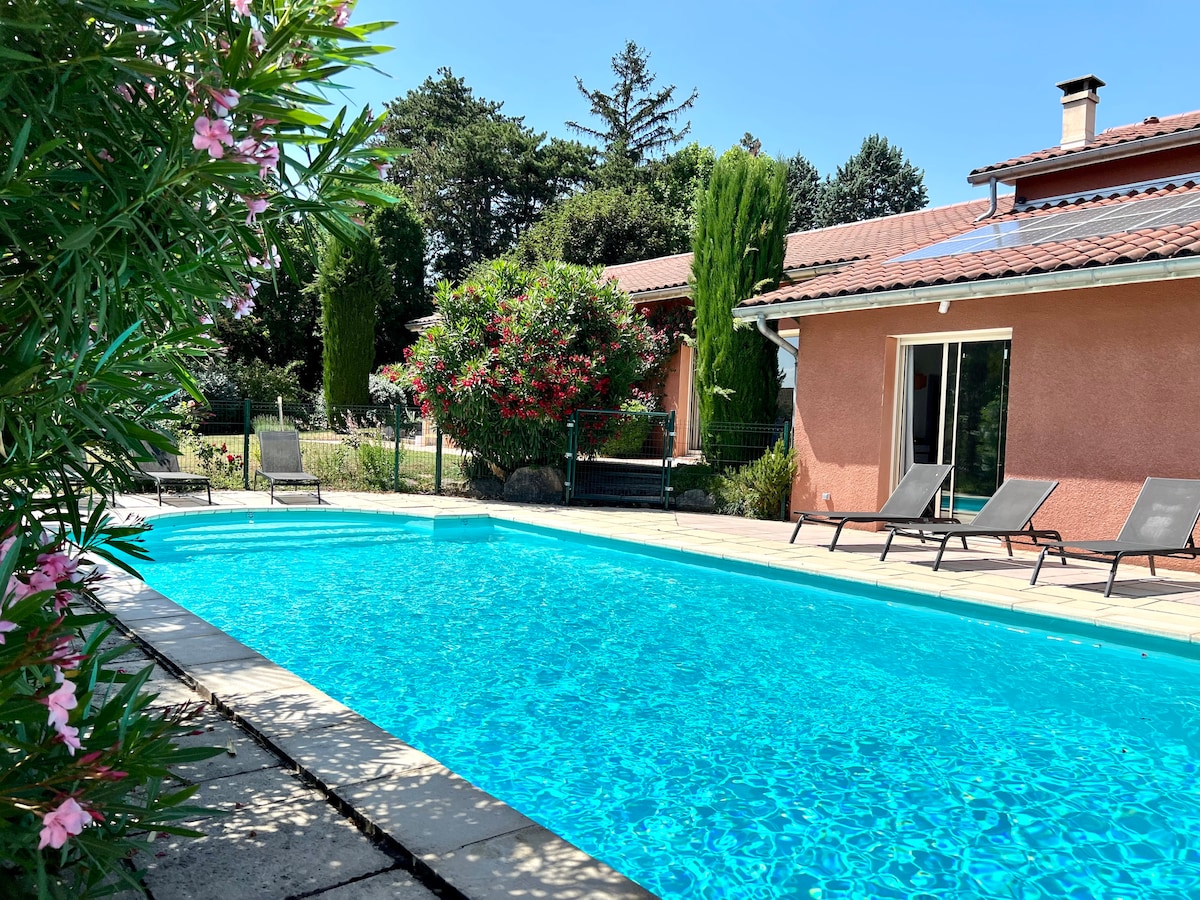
134 510 1200 899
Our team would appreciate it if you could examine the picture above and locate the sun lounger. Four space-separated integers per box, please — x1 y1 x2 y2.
789 463 954 550
137 443 212 506
879 478 1060 569
1029 477 1200 597
254 430 321 504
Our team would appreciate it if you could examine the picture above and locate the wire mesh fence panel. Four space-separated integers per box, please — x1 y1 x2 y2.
566 409 675 507
702 420 791 472
164 399 446 494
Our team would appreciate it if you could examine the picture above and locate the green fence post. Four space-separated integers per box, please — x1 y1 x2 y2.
780 419 793 521
393 406 401 492
434 428 443 494
242 398 251 489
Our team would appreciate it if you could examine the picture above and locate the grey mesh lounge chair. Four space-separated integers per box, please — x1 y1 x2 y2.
789 463 954 550
255 430 321 504
880 478 1061 569
137 443 212 506
1029 477 1200 597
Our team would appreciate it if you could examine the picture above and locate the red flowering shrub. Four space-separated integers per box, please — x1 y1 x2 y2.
401 261 655 475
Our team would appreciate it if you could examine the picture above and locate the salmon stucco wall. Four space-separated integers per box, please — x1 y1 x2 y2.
789 278 1200 568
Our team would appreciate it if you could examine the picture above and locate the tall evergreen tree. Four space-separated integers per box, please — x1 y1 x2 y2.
816 134 928 226
567 41 698 165
319 230 388 410
785 152 822 232
692 147 790 439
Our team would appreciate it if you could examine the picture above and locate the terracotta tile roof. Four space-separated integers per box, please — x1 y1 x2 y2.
970 110 1200 179
740 181 1200 311
603 251 693 295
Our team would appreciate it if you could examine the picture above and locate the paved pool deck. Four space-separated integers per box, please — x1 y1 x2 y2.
95 490 1200 899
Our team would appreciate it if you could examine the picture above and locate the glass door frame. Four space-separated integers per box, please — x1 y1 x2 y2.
890 327 1012 519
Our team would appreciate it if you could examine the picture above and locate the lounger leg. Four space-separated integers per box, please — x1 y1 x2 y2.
1004 537 1013 557
829 521 847 551
206 483 212 505
1149 557 1157 576
880 529 896 561
933 535 953 570
1105 557 1121 598
1030 547 1049 586
789 515 804 544
157 482 163 506
270 482 275 504
960 536 969 550
316 483 322 504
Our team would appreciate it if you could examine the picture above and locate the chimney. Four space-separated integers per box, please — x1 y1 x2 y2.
1056 75 1105 150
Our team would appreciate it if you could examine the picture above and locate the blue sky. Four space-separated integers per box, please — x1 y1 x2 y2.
335 1 1200 209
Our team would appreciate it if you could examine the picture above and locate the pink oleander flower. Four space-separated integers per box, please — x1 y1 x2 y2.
0 620 16 644
209 87 240 118
256 143 279 178
232 0 252 16
373 160 390 179
97 149 114 163
242 195 268 226
38 798 91 850
46 680 77 731
38 552 80 584
57 724 82 755
250 28 266 52
221 294 236 310
232 295 255 319
193 116 233 158
10 570 56 602
115 83 135 102
200 313 214 325
331 2 352 26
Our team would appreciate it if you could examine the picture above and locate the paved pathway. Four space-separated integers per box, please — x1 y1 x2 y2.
95 489 1200 898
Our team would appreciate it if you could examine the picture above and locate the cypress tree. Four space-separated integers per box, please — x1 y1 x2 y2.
692 147 790 446
319 229 387 411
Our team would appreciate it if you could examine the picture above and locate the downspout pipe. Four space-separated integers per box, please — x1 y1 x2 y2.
974 177 998 222
756 314 797 359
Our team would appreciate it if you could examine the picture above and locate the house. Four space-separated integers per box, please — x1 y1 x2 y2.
608 76 1200 561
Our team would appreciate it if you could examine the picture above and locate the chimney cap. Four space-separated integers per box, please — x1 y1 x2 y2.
1056 75 1106 97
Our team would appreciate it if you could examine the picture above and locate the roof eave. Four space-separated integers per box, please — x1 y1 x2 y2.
625 262 845 303
967 129 1200 186
733 256 1200 321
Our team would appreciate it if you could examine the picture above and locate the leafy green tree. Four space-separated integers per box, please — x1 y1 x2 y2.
568 41 698 165
692 147 790 437
400 261 654 475
367 185 428 367
786 152 823 233
215 218 322 390
379 69 594 281
319 231 388 409
816 134 928 226
0 0 388 891
515 187 689 266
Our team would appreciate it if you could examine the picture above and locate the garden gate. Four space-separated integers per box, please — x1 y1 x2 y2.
565 409 675 509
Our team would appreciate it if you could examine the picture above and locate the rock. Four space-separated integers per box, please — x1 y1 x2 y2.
675 488 716 512
465 476 505 500
503 466 565 505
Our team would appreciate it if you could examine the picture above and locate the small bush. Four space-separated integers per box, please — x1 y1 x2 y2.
712 438 796 520
670 462 716 495
600 396 657 458
251 415 294 434
357 442 395 490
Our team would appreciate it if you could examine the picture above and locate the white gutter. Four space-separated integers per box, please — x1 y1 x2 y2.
967 129 1200 185
733 256 1200 322
755 314 798 358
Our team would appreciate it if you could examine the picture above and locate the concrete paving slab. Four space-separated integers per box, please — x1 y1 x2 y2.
185 655 316 702
224 687 363 739
344 764 534 859
138 798 394 900
181 766 317 820
273 720 439 791
171 718 284 783
141 632 265 668
307 869 440 899
430 824 653 900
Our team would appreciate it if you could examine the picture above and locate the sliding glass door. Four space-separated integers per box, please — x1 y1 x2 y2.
897 334 1010 522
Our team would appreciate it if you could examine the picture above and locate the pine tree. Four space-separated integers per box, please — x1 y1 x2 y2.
366 185 428 367
816 134 928 226
319 230 388 410
785 152 822 232
567 41 698 165
692 147 790 443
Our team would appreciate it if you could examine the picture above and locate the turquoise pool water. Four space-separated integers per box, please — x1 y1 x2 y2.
134 510 1200 899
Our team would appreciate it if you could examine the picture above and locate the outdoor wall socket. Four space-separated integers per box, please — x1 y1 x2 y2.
821 492 831 500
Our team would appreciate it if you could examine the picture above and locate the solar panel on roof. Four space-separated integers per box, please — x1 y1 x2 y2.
888 193 1200 263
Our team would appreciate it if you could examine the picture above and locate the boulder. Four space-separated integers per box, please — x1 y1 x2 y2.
465 476 505 500
675 488 717 512
503 466 565 505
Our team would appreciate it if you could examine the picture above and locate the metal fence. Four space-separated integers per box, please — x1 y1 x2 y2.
163 400 463 495
701 420 792 472
565 409 676 508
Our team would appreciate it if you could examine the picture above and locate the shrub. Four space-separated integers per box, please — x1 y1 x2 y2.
401 261 655 475
600 394 658 458
712 438 797 520
369 366 409 407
